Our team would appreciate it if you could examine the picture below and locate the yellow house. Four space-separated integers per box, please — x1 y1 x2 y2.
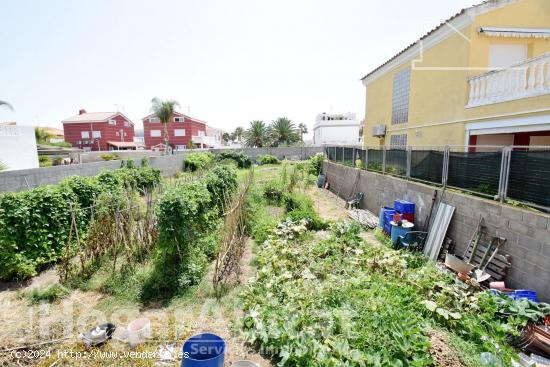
361 0 550 149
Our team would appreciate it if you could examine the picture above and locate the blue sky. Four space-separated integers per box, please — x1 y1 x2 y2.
0 0 477 136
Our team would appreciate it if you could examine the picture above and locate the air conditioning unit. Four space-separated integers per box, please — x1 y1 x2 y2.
372 124 386 137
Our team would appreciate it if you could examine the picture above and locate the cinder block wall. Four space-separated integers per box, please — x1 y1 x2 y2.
323 161 550 302
0 147 324 192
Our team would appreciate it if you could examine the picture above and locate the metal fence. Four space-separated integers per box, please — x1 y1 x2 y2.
324 145 550 212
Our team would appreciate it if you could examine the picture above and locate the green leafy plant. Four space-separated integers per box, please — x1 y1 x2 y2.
23 283 70 304
38 155 52 167
100 153 120 161
215 151 251 168
308 153 325 176
257 154 279 165
184 152 214 171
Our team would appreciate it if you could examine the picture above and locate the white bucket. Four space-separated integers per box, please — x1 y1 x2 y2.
231 361 260 367
127 317 151 347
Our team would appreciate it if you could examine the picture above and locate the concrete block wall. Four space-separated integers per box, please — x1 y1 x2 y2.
0 148 323 192
323 161 550 301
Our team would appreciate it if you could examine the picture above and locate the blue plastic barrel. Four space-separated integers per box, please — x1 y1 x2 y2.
378 207 394 229
182 333 225 367
390 221 414 245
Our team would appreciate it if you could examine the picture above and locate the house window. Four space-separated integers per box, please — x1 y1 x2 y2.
174 117 185 123
124 121 130 127
174 129 186 137
390 134 407 149
488 44 527 69
108 119 116 125
391 68 410 125
92 131 101 138
81 131 89 139
150 130 161 137
149 117 160 123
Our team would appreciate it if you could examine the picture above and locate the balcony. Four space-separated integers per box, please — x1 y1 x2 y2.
466 52 550 108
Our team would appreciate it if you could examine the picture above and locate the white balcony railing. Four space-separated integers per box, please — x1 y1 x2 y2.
467 52 550 108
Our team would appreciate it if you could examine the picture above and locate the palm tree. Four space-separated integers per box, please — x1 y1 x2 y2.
0 101 13 110
269 117 299 147
233 127 244 142
35 127 53 144
151 97 180 154
244 120 267 147
298 123 308 142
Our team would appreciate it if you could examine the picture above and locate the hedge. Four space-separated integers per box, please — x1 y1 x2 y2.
215 151 252 169
0 166 161 280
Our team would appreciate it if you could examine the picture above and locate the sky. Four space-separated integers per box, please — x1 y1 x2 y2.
0 0 478 138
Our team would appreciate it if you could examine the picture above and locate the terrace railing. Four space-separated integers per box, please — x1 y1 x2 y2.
324 145 550 212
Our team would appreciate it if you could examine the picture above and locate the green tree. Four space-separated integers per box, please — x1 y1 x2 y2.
35 127 53 144
0 160 7 171
269 117 299 147
222 132 231 143
298 123 308 142
244 120 267 147
233 126 244 142
151 97 180 154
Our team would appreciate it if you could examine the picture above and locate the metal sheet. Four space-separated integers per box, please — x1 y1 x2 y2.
423 203 455 261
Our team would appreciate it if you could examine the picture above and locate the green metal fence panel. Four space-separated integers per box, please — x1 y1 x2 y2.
508 150 550 208
447 151 502 197
410 150 443 184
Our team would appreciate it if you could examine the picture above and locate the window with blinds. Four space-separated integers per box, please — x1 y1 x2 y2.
390 134 407 148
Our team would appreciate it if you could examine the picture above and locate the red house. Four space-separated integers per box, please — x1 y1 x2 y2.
142 111 207 151
62 109 136 151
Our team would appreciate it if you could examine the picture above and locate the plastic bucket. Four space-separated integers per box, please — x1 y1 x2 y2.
182 333 225 367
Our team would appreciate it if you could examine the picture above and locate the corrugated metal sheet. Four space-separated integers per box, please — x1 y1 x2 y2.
423 203 455 261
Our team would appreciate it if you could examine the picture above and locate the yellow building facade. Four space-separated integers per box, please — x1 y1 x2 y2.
362 0 550 148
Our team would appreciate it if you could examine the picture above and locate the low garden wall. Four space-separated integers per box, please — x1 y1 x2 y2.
323 161 550 302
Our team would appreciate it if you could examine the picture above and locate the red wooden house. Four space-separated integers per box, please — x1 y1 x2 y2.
62 109 136 151
142 111 207 151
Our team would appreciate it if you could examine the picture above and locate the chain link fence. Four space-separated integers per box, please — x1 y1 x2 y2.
325 145 550 212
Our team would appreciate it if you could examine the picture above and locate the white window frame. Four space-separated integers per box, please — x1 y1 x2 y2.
149 117 160 123
390 134 407 149
81 131 90 139
174 129 186 137
174 116 185 123
108 119 116 125
150 130 161 137
124 121 131 127
92 131 101 138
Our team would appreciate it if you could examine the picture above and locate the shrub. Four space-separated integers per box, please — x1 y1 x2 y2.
215 151 251 168
184 152 214 171
262 181 284 204
100 153 119 161
38 155 52 167
24 283 70 304
203 165 238 212
0 186 79 279
308 153 325 176
257 154 279 165
283 192 327 230
59 176 102 217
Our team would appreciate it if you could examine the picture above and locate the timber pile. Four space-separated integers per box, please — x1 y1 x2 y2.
463 241 511 281
348 208 379 229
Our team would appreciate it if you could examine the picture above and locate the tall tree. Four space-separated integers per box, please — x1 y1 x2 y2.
244 120 267 147
0 101 13 110
298 123 308 141
151 97 180 154
269 117 299 147
222 132 231 143
233 126 244 142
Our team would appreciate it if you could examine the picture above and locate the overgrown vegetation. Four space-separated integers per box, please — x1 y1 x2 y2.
38 155 53 167
239 218 527 366
0 166 161 280
184 151 214 171
100 153 120 161
257 154 279 165
215 151 252 168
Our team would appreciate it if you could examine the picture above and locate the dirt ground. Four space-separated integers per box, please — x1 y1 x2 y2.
428 330 467 367
0 237 271 367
